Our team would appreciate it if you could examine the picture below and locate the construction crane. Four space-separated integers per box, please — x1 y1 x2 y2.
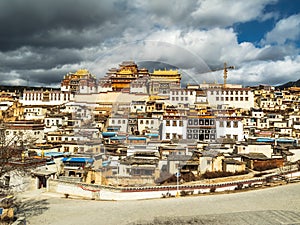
203 62 234 88
222 62 234 88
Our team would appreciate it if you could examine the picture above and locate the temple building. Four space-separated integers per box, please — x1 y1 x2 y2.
61 69 97 94
21 69 97 105
149 69 181 95
21 89 71 106
104 61 149 92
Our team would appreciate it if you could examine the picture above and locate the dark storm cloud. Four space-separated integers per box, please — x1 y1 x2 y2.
0 0 132 51
0 47 83 70
3 67 77 87
21 69 69 86
0 0 299 87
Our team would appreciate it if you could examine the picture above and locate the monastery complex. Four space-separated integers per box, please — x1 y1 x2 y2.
0 61 300 200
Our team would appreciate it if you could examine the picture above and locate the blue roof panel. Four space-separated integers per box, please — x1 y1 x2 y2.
62 157 94 164
102 132 117 137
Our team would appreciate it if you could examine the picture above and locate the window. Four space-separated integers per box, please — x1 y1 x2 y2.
226 121 231 128
166 133 170 139
216 97 219 101
219 121 224 127
173 120 177 126
179 121 183 126
172 133 177 139
166 120 170 126
205 119 209 125
233 121 238 128
194 119 198 125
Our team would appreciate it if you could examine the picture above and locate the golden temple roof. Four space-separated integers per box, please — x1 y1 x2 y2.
152 69 180 75
74 69 90 76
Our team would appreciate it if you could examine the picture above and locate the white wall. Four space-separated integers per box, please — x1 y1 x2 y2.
161 119 187 140
216 120 244 141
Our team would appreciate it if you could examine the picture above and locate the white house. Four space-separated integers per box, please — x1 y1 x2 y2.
161 115 187 140
137 117 160 135
235 142 274 158
169 88 196 106
216 117 244 141
23 106 47 121
4 120 45 145
130 101 147 114
108 115 128 133
206 88 254 110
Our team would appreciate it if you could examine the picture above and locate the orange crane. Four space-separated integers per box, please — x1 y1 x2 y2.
210 62 234 87
222 62 234 88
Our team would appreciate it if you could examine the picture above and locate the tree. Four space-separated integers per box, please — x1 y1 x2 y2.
0 124 44 195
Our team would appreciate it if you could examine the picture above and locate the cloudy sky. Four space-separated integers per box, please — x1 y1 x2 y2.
1 0 300 87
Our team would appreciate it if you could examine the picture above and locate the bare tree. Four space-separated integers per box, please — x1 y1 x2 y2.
0 124 44 195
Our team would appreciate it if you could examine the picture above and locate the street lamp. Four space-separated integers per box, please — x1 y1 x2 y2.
175 167 181 197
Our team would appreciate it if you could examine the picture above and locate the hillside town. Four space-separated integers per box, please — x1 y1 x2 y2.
0 61 300 201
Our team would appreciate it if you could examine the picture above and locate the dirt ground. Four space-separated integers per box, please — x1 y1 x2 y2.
15 182 300 225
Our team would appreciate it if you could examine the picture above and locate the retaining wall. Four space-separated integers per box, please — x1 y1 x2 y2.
48 177 265 201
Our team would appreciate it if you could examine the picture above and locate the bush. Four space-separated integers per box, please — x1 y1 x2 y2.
201 170 248 179
235 183 243 190
254 164 277 171
210 186 216 193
